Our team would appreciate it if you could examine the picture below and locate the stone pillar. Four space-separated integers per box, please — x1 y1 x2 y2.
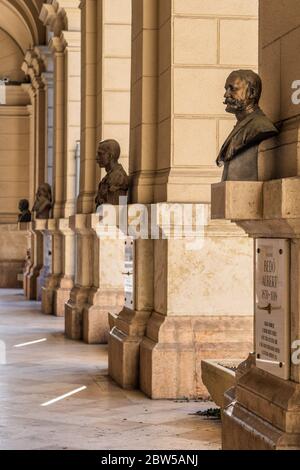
66 0 131 341
21 65 48 300
21 223 32 296
40 38 64 311
54 31 81 315
76 0 97 214
40 1 81 315
22 101 35 296
109 0 258 396
77 0 131 343
214 0 300 450
54 218 75 316
26 222 43 300
108 0 156 388
65 214 93 339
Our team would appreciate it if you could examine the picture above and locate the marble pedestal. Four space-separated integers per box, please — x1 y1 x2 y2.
109 204 254 397
212 179 300 450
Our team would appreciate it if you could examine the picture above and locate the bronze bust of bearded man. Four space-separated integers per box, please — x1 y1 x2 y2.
216 69 279 181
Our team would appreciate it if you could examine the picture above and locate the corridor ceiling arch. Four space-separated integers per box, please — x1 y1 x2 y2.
0 0 45 53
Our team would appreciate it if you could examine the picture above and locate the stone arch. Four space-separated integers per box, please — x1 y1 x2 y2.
0 28 26 82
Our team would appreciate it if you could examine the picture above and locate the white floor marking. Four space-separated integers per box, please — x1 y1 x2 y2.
41 386 87 407
14 338 47 348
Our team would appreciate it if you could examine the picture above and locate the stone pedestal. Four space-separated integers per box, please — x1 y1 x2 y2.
82 214 125 344
109 237 153 389
26 222 43 300
65 214 93 340
53 218 75 316
41 219 63 314
223 367 300 450
108 204 253 396
19 222 32 296
35 220 51 301
213 179 300 450
139 205 253 398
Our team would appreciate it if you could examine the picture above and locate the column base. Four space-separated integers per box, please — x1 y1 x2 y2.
36 266 50 301
65 285 90 340
140 312 253 399
108 307 151 389
83 287 124 344
41 274 60 314
54 276 74 317
23 263 33 297
26 265 42 300
222 367 300 450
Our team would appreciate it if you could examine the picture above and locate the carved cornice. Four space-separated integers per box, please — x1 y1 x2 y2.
39 1 81 37
22 47 54 91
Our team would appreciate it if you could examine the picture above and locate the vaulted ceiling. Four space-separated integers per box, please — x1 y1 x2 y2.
0 0 46 81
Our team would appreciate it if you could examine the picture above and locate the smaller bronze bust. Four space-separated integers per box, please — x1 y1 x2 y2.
95 139 129 208
18 199 31 222
216 69 279 181
32 183 52 219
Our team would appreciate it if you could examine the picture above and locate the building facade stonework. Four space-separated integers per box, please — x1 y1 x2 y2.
1 0 300 451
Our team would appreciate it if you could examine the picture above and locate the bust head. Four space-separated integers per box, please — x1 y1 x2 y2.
19 199 29 212
18 199 31 222
224 70 262 118
96 139 121 171
36 182 52 202
32 183 52 219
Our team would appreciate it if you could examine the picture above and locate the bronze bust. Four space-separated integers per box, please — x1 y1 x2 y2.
32 183 52 219
216 70 279 181
95 139 129 208
18 199 31 222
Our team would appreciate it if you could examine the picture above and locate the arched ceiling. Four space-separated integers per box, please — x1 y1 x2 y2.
0 0 45 55
0 28 26 82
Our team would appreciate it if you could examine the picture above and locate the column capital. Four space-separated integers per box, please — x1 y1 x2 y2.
22 48 54 92
49 35 66 54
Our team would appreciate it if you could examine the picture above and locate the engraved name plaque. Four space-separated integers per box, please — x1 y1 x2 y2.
124 237 134 310
255 239 290 380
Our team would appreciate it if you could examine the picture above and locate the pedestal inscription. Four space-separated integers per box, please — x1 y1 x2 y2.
255 239 290 380
124 237 134 310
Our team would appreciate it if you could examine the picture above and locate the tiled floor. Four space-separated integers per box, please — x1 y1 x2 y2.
0 289 221 450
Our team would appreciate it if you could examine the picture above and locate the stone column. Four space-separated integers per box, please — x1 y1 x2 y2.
40 1 81 315
108 0 156 388
65 214 94 339
76 0 97 214
79 0 131 344
109 0 258 396
26 222 43 300
22 49 55 301
41 38 65 312
21 67 47 300
55 218 75 315
54 31 81 316
213 0 300 450
22 101 35 297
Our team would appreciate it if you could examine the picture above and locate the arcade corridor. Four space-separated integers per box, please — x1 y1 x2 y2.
0 290 221 450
